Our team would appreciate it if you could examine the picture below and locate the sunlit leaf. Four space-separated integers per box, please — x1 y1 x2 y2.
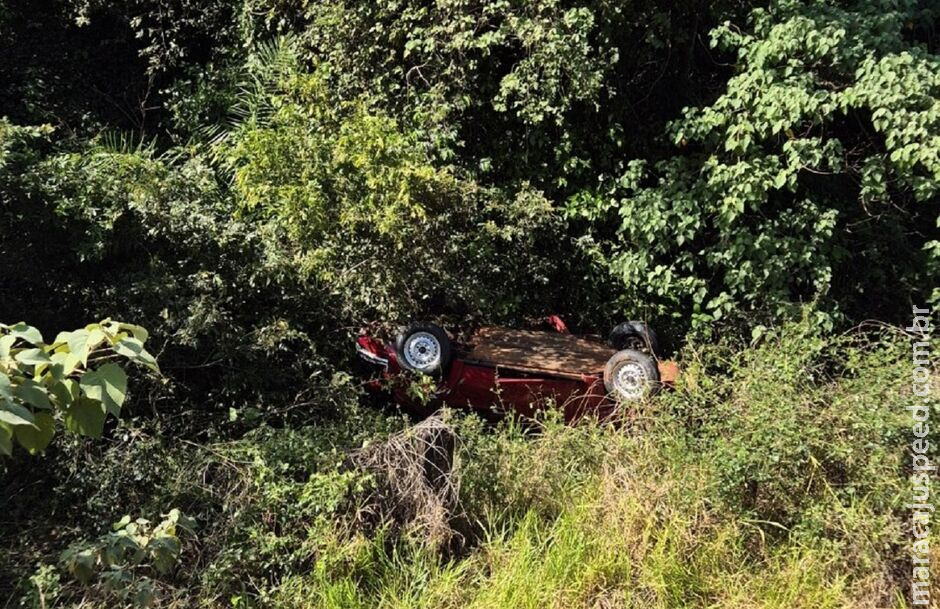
0 335 15 358
80 363 128 417
0 399 37 427
68 330 91 367
15 348 52 367
8 323 43 345
114 338 160 373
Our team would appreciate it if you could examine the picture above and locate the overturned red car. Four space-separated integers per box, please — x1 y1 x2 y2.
355 317 677 421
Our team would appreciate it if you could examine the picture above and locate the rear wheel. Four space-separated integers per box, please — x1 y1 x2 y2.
395 322 451 376
603 349 660 402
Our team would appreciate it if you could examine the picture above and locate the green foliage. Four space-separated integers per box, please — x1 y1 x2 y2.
293 0 737 192
2 315 930 607
1 0 938 606
568 0 939 329
0 124 356 419
0 320 156 455
60 509 194 607
45 406 400 606
668 314 918 545
21 564 63 609
5 0 933 349
215 39 570 321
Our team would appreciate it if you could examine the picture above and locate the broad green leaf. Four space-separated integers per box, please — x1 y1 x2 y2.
133 580 155 608
68 330 91 366
171 510 196 533
63 398 107 438
15 348 52 367
80 364 128 417
0 374 13 400
51 379 81 407
15 380 52 410
114 338 160 373
86 328 106 352
62 547 97 584
149 535 182 574
103 532 144 566
0 400 37 427
50 351 82 379
107 321 149 343
8 323 42 345
14 412 55 454
0 334 15 358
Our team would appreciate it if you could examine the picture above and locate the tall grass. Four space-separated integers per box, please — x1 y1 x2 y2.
271 317 933 609
275 438 871 609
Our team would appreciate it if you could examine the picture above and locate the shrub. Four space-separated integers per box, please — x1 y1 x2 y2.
0 320 157 456
216 39 572 323
60 509 195 608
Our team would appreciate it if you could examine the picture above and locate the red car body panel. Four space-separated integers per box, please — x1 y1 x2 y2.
356 323 677 422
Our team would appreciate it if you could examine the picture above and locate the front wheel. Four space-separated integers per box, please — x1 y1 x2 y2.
608 321 660 356
395 322 451 376
603 349 660 402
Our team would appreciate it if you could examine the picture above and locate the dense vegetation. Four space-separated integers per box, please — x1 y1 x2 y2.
0 0 937 607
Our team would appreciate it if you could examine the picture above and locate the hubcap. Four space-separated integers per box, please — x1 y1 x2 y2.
403 332 441 372
612 361 649 401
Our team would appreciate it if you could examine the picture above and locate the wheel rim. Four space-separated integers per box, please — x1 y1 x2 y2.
612 361 649 401
403 332 441 372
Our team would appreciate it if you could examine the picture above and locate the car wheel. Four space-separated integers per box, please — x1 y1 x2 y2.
608 321 660 356
604 349 660 402
395 322 451 376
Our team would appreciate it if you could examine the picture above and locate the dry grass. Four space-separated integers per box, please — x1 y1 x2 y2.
351 413 461 550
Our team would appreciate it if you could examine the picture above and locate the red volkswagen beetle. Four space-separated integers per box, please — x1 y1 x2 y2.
355 317 677 421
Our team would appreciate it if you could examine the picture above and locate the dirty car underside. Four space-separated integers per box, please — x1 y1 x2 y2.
356 319 677 421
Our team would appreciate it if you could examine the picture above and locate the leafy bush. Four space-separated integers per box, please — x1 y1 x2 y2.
568 0 939 330
215 39 572 322
60 509 194 608
668 315 919 548
0 125 354 422
0 320 157 455
1 0 937 606
2 315 929 607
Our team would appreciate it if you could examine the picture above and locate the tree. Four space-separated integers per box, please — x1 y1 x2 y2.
568 0 939 330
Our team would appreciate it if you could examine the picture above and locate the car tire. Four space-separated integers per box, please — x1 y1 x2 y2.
395 322 451 376
603 349 660 402
608 321 660 356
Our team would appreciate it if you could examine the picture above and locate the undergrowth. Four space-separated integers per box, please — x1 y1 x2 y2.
4 316 936 608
